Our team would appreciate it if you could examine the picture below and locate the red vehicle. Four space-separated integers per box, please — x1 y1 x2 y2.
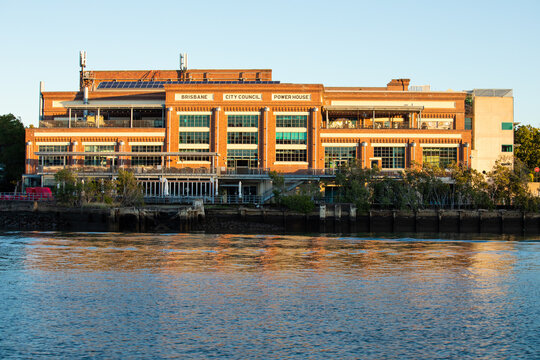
26 187 54 200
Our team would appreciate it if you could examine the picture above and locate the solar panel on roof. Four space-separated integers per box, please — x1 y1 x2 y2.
96 79 281 89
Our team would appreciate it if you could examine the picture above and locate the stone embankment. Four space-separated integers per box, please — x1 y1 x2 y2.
0 200 204 232
1 201 539 235
205 205 540 235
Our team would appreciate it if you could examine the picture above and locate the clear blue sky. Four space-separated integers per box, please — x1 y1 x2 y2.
1 0 539 127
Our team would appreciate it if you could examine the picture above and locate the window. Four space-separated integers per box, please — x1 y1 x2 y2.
179 148 210 162
502 122 513 130
422 147 457 168
327 118 358 129
227 115 258 128
179 114 210 127
84 145 115 166
373 147 405 169
38 145 68 166
227 132 258 144
275 149 307 162
324 147 357 168
276 115 307 128
179 132 209 144
131 145 161 166
465 118 472 130
502 145 513 152
420 119 453 130
227 149 258 168
276 132 307 144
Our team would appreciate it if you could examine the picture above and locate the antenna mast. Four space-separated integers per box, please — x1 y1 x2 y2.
79 51 87 89
180 53 188 80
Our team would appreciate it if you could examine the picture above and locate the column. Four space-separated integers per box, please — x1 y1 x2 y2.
166 107 174 168
311 107 319 170
214 107 221 168
263 107 269 169
360 142 368 168
409 142 416 167
25 141 33 174
463 142 470 168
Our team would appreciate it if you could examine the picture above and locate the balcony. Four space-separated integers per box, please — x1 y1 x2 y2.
322 105 425 130
322 119 412 130
40 118 164 129
40 106 165 128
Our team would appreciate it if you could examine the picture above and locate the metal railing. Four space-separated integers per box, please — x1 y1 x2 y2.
37 165 219 175
144 194 263 204
39 119 164 129
0 193 53 201
322 121 412 130
220 168 270 175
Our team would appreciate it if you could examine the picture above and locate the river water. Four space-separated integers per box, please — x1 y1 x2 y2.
1 232 539 359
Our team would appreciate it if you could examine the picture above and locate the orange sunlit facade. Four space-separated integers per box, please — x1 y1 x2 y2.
24 59 473 201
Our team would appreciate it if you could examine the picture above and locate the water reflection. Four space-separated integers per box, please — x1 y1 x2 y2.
1 233 539 359
10 233 524 275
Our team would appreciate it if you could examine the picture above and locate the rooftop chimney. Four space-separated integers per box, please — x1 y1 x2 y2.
387 78 410 91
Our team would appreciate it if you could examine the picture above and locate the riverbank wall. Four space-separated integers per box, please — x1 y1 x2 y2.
1 201 539 235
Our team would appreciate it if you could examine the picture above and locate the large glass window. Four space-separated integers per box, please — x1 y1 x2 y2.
179 148 210 162
227 132 258 144
324 147 357 168
373 147 405 169
179 132 209 144
179 114 210 127
275 149 307 162
227 149 258 168
38 145 68 166
84 145 115 166
227 115 258 127
131 145 162 166
422 147 457 168
276 132 307 144
276 115 307 128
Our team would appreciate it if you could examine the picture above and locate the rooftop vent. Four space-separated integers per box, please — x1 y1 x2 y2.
409 85 431 92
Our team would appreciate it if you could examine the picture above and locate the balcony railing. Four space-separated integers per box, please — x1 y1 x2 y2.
322 120 412 130
144 194 264 205
0 192 53 201
39 118 164 129
36 165 218 175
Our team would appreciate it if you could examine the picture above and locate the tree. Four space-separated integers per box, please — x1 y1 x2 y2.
116 169 144 206
334 160 376 210
268 171 285 203
487 158 539 210
0 114 25 191
54 168 81 206
514 124 540 170
269 170 318 213
447 163 492 209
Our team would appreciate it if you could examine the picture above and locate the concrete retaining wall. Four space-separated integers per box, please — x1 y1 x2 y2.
1 201 539 235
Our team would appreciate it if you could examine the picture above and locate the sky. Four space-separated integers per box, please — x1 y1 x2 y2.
1 0 539 127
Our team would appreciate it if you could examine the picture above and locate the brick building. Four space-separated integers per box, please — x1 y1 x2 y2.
24 54 512 202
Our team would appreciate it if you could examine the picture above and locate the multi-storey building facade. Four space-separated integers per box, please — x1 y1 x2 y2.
24 57 512 202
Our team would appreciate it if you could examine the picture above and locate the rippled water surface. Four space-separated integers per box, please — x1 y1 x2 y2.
1 232 540 359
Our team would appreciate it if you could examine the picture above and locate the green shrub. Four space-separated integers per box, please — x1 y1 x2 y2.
281 194 316 214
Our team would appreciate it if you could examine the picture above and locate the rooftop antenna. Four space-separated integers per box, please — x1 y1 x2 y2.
180 53 188 71
79 51 88 90
80 50 87 71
